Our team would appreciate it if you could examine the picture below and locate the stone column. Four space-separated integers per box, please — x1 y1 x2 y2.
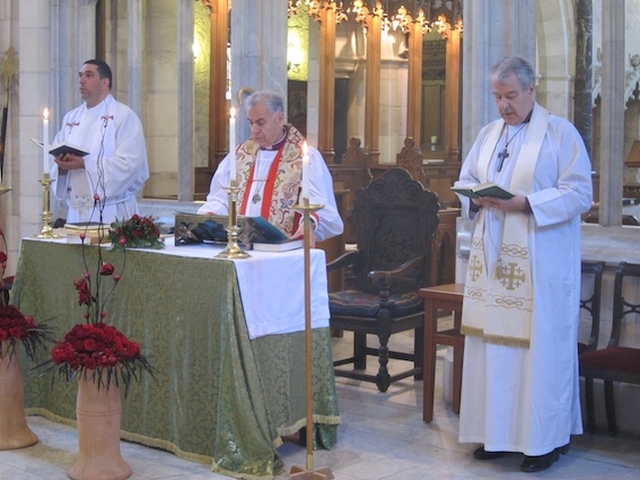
177 0 194 201
461 0 536 159
230 0 288 143
127 0 144 118
598 2 625 226
574 0 593 159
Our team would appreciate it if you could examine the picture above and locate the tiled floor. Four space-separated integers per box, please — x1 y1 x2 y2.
2 331 640 479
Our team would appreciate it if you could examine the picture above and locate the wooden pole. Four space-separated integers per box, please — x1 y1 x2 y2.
290 200 333 479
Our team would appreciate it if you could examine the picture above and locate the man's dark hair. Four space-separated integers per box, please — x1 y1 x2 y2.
83 59 113 90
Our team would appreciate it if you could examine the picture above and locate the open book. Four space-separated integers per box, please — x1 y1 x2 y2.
31 138 90 157
48 142 90 157
451 182 514 200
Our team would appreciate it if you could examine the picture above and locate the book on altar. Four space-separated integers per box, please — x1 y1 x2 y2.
252 239 304 252
173 212 288 246
64 221 106 231
48 142 90 157
451 182 514 200
241 216 288 242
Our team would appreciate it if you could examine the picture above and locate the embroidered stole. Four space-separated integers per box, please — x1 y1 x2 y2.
236 124 306 237
461 104 549 348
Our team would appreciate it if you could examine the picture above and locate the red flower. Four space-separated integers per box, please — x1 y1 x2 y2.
100 263 115 276
74 278 92 306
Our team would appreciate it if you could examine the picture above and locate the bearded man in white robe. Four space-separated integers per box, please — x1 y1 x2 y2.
50 59 149 224
453 56 592 473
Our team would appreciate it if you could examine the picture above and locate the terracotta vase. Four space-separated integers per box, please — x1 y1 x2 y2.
0 340 39 450
68 375 132 480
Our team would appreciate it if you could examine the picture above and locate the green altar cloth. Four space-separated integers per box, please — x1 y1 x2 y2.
12 239 340 479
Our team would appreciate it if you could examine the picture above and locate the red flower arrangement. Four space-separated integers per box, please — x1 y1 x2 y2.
0 304 54 363
107 214 164 250
38 190 154 394
0 229 54 362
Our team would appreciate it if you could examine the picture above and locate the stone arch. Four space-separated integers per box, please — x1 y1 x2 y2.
536 0 576 118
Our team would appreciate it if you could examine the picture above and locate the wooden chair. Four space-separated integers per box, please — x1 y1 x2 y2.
579 261 640 435
327 168 440 392
578 261 605 355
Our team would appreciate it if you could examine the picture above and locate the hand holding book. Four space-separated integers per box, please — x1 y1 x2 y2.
451 182 514 200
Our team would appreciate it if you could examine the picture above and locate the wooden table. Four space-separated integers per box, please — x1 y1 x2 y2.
419 283 465 422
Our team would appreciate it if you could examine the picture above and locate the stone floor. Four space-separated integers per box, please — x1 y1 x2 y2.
1 331 640 480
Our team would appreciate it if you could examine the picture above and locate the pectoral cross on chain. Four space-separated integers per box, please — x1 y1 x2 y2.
497 148 509 172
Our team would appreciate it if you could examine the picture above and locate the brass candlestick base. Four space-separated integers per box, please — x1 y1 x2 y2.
216 183 250 259
289 199 333 479
37 173 58 239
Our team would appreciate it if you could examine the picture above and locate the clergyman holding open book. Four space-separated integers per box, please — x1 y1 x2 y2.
197 89 343 244
49 59 149 225
453 56 592 473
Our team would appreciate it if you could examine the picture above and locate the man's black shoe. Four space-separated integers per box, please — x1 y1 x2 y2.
520 448 560 472
473 446 510 460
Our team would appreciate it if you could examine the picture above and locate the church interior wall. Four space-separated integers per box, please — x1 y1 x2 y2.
378 57 408 164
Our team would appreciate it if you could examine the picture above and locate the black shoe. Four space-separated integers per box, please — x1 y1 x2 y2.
520 443 569 473
473 446 510 460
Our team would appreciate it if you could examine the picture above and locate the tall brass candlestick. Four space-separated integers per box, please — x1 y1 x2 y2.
215 181 250 259
37 173 56 239
290 198 333 480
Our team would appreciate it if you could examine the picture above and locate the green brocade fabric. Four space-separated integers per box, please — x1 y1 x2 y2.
12 240 340 479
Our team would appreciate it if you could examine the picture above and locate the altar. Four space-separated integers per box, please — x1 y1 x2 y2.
11 237 340 479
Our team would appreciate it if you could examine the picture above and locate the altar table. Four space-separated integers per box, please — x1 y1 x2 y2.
12 238 340 479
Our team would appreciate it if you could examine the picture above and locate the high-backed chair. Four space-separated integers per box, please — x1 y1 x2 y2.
579 261 640 435
327 168 440 392
578 261 605 355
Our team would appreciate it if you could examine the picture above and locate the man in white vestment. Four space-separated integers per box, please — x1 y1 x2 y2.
198 89 343 243
453 56 592 473
50 59 149 224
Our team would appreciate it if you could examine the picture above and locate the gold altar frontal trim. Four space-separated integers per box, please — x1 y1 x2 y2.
277 414 342 440
460 326 531 349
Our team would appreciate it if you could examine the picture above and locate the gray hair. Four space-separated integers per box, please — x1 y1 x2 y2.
490 56 536 91
245 89 285 114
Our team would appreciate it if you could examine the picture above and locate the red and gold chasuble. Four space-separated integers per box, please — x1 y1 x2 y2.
235 124 305 238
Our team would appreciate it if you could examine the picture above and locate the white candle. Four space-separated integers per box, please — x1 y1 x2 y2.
229 106 236 184
302 141 310 200
43 108 50 173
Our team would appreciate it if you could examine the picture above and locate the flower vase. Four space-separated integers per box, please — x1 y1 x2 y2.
68 376 132 480
0 341 39 450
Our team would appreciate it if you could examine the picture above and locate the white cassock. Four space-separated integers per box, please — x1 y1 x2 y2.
454 103 593 456
50 94 149 224
198 146 343 243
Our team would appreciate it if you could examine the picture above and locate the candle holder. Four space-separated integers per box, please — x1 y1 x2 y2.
215 182 250 259
37 173 57 239
289 199 333 480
